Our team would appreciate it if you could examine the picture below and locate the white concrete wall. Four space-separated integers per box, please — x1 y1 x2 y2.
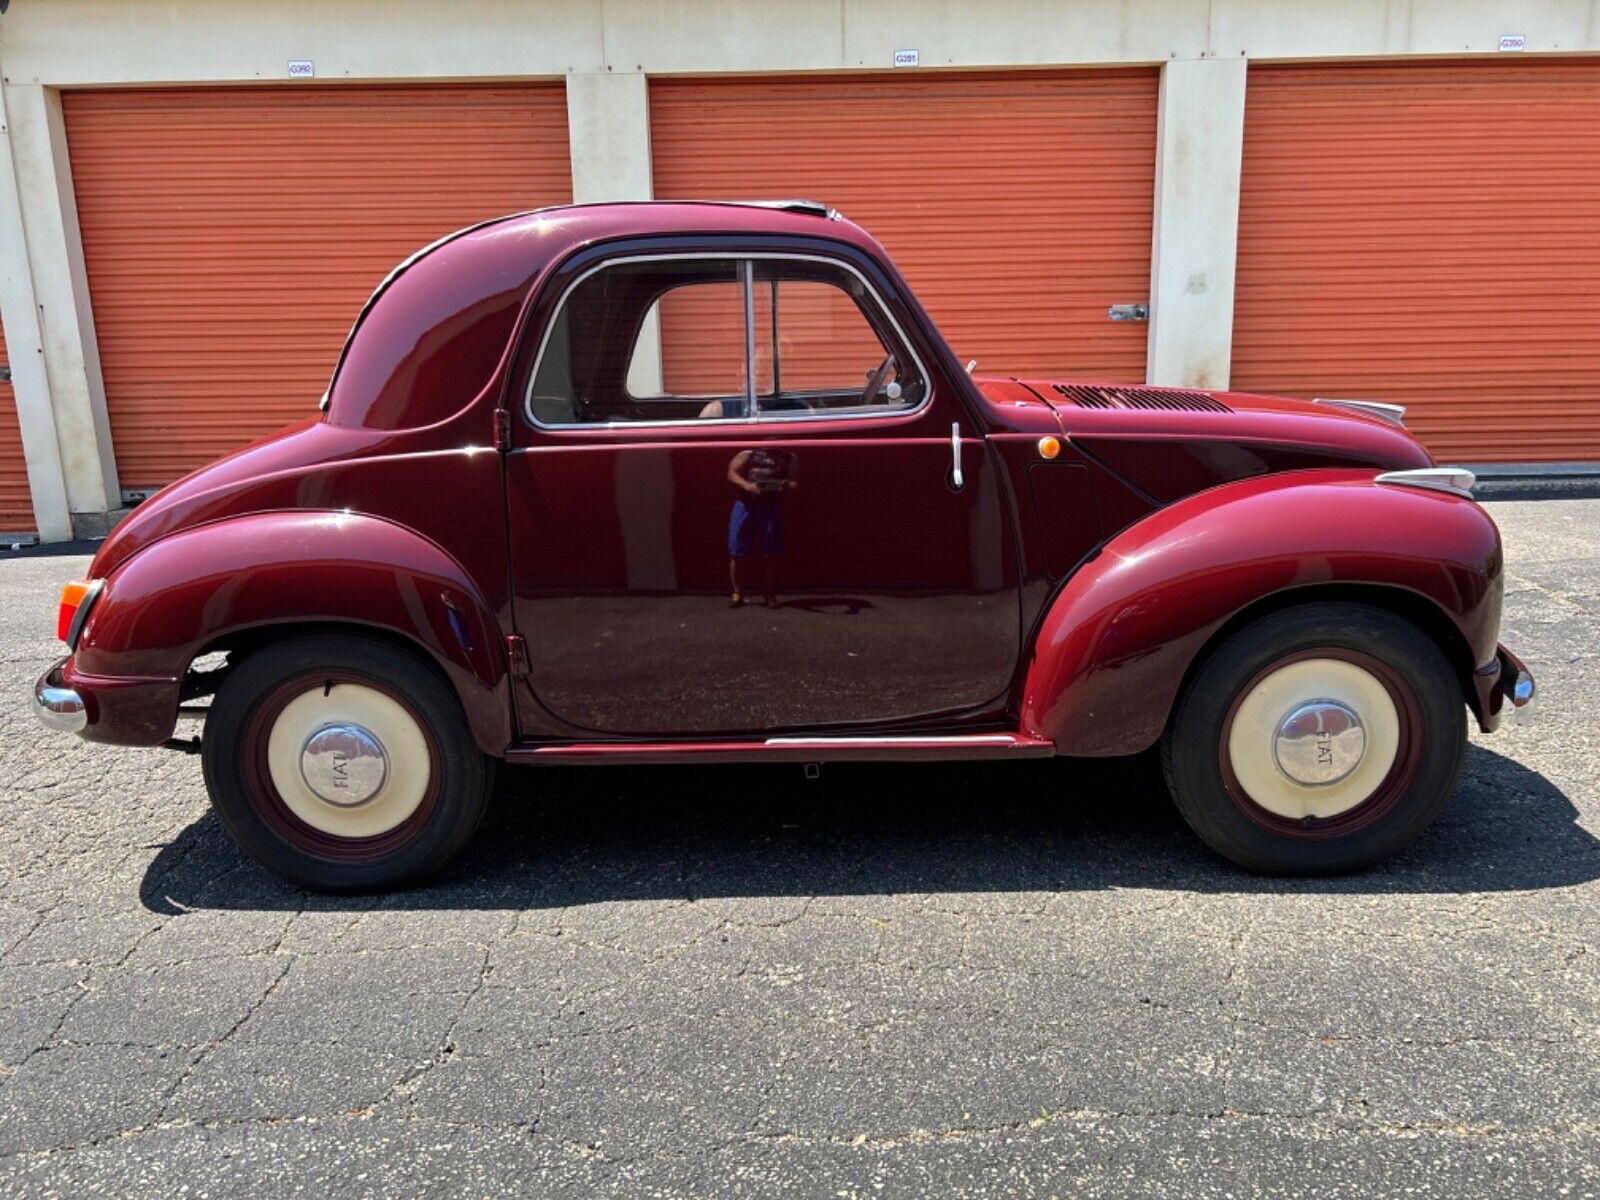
1146 57 1248 391
4 0 1595 82
3 0 1599 535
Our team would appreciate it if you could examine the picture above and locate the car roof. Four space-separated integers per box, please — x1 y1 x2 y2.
445 199 885 273
327 201 886 430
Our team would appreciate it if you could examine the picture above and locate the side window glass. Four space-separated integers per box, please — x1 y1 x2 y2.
532 257 747 425
527 255 925 426
753 260 926 418
629 279 754 418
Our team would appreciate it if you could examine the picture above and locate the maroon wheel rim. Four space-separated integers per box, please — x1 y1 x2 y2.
1217 647 1424 841
241 670 442 864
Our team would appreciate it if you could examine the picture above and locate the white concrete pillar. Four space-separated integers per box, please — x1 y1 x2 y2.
6 83 120 521
567 71 673 585
1145 57 1248 391
0 80 72 542
566 71 663 392
566 71 653 204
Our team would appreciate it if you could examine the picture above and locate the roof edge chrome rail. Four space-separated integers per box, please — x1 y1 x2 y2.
1313 397 1407 427
1374 467 1476 498
705 198 839 219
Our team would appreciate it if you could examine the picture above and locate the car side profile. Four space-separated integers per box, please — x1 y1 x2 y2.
34 200 1535 891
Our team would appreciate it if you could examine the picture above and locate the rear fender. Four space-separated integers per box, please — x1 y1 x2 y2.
75 511 512 752
1021 469 1503 756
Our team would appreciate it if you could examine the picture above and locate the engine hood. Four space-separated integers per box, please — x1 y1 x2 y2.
974 376 1433 505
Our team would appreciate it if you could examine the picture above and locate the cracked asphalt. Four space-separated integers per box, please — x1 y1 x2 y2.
0 497 1596 1198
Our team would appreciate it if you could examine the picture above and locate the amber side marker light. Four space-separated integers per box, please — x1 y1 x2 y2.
1038 436 1061 460
57 579 103 647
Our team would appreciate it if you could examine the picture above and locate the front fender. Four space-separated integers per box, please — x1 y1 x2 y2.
1021 469 1502 756
75 510 512 753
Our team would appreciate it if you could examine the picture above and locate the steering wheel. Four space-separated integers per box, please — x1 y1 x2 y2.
860 353 896 407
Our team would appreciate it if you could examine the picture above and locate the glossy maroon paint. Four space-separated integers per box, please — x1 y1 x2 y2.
78 511 511 752
507 429 1021 735
55 201 1521 759
1019 469 1504 757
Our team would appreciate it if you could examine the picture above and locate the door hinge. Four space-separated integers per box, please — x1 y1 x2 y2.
493 408 512 451
505 633 529 676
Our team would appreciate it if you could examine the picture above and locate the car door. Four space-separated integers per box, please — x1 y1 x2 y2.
505 248 1020 737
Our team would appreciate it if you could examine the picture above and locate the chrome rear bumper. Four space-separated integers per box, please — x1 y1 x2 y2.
1471 644 1535 733
1502 649 1536 712
33 658 87 733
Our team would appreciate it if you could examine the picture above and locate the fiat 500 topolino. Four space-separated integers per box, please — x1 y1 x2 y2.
35 201 1534 890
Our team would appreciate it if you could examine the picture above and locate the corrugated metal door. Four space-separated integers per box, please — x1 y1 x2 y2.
1233 61 1600 462
0 322 33 535
651 71 1158 383
64 84 571 489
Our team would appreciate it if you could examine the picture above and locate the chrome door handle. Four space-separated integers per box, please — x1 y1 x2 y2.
949 422 964 491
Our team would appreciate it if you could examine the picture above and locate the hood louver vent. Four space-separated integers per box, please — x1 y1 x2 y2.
1051 384 1231 414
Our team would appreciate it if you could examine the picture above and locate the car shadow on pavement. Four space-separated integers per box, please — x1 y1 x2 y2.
139 743 1598 914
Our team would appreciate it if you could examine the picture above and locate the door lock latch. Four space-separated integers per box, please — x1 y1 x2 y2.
1107 303 1149 323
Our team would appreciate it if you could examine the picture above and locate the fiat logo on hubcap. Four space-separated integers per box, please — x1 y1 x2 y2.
300 723 389 806
1272 700 1366 787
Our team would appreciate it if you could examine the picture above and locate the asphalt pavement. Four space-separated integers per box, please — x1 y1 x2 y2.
0 498 1595 1197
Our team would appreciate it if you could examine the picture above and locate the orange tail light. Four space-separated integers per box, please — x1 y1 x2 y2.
57 578 102 646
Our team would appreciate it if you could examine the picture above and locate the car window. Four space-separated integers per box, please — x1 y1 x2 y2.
532 257 747 425
628 276 753 417
751 260 925 418
528 254 925 427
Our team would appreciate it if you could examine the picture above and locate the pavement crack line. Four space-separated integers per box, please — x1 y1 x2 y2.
153 957 293 1122
378 943 493 1110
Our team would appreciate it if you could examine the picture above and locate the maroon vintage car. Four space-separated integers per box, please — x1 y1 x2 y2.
34 200 1534 890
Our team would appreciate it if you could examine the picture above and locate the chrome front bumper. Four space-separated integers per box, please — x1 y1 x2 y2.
33 658 87 733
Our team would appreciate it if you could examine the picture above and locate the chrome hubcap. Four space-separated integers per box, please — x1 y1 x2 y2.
299 722 389 806
1272 700 1366 787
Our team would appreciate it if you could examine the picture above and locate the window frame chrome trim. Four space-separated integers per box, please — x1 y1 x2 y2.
741 259 757 421
521 250 934 432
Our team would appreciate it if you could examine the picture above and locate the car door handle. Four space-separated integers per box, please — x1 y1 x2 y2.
949 422 965 491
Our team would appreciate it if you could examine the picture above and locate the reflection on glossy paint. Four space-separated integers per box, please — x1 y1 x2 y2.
510 434 1023 737
617 447 679 592
726 446 798 608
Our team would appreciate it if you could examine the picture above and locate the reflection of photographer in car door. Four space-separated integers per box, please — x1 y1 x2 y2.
725 447 798 609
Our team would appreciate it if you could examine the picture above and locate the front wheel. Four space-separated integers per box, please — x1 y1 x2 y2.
1162 603 1466 874
202 634 493 891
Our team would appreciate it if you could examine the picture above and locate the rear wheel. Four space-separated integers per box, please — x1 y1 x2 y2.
202 634 493 891
1161 603 1465 874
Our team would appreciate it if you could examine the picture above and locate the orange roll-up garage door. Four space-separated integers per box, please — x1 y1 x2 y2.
0 322 33 535
651 71 1158 383
64 84 571 490
1233 61 1600 463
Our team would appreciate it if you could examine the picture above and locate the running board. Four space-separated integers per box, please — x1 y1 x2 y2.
506 733 1054 766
